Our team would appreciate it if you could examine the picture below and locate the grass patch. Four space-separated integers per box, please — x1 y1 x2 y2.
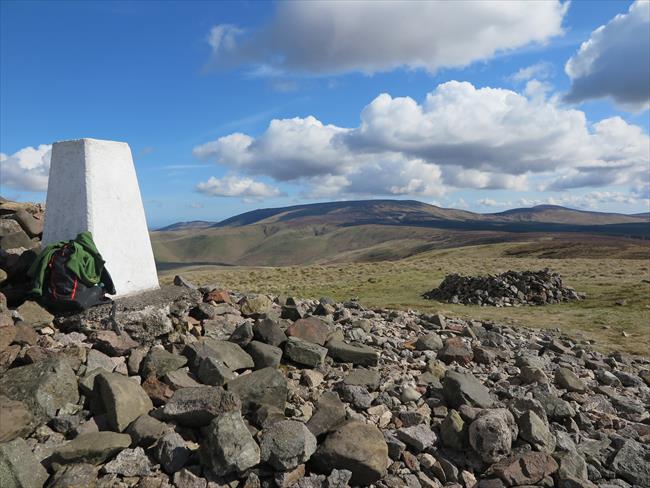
159 241 650 356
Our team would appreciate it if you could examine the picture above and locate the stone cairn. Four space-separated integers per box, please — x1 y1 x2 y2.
0 198 44 305
423 270 584 307
1 275 649 488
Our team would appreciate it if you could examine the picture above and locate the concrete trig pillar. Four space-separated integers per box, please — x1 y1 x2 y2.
42 138 159 297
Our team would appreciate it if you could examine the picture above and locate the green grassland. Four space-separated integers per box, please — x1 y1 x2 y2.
158 240 650 356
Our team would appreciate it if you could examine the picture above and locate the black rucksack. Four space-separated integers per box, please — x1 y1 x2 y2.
41 243 114 312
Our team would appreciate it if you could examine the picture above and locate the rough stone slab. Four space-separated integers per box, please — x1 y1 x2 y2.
51 432 132 465
202 410 260 475
0 437 49 488
285 337 328 367
97 372 153 432
227 367 288 413
162 386 240 427
326 340 379 366
0 357 79 423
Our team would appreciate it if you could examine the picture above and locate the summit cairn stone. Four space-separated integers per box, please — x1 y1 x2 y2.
42 138 159 297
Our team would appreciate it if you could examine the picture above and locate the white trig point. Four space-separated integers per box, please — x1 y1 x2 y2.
42 138 159 297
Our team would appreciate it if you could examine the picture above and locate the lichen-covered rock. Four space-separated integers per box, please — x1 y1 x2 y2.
0 437 49 488
51 432 132 465
202 411 260 475
312 421 388 486
260 420 317 471
97 372 153 432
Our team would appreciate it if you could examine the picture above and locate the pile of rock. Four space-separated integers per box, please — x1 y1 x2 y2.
1 280 649 488
0 198 44 305
423 269 584 307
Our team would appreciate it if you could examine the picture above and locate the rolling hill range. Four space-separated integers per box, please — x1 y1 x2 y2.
152 199 650 268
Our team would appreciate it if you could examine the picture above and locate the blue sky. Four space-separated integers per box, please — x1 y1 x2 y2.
1 0 649 228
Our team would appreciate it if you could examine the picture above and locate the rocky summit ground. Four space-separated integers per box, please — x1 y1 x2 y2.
1 280 649 488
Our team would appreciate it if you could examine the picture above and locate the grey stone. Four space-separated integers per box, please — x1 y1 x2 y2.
0 358 79 423
246 340 283 369
15 300 53 328
240 294 273 317
554 368 587 393
519 410 555 453
155 432 190 474
51 432 132 465
260 420 317 471
141 348 187 378
227 367 288 413
442 371 494 409
611 439 650 486
253 318 287 346
201 338 254 371
197 357 235 386
126 414 167 447
415 333 444 352
230 322 255 347
326 340 379 366
312 421 388 486
47 463 98 488
103 447 153 477
0 437 49 488
333 383 373 410
440 409 466 450
0 395 33 442
285 337 328 367
163 368 202 389
343 369 381 390
286 317 330 345
173 469 208 488
306 392 347 437
86 349 115 373
202 411 260 475
162 386 240 427
397 424 437 452
97 372 153 432
469 409 517 463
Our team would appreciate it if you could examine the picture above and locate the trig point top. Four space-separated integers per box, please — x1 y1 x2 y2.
42 138 159 297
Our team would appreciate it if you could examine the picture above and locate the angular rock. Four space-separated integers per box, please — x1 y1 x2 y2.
260 420 317 471
610 439 650 486
162 386 240 427
442 371 494 409
415 332 444 352
230 322 254 347
554 368 587 393
397 424 437 452
86 349 115 373
203 410 260 475
518 410 555 453
126 414 167 447
155 432 190 474
197 357 235 386
201 339 254 371
253 318 287 346
246 340 283 369
0 395 33 442
47 463 98 488
306 392 347 437
240 295 273 317
97 372 153 432
286 317 330 346
227 367 288 413
343 369 381 390
0 357 79 422
103 447 153 477
51 432 132 465
93 330 138 356
312 421 388 486
440 409 466 450
285 337 328 367
15 300 53 328
141 348 187 378
333 383 373 410
438 337 473 365
0 437 49 488
488 452 558 487
326 340 379 367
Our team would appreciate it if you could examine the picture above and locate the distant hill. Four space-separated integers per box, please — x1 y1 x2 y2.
151 199 650 269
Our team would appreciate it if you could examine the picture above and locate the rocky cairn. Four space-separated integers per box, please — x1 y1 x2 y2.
0 278 648 488
0 198 44 305
423 270 585 307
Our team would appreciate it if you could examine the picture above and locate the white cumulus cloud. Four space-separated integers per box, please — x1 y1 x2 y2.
196 175 284 199
565 0 650 111
207 1 568 75
194 81 649 200
0 144 52 192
